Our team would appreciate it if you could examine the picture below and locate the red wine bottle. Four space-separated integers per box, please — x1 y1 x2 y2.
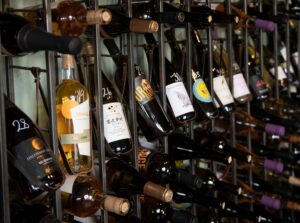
138 147 203 190
0 12 82 56
144 33 196 124
5 95 64 193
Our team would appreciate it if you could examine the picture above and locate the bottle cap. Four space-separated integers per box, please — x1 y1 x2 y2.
86 9 112 25
264 123 285 137
62 54 75 69
84 41 95 65
288 134 300 143
129 18 159 33
103 195 130 216
263 159 284 173
260 195 281 210
288 176 300 186
143 181 173 203
254 19 276 32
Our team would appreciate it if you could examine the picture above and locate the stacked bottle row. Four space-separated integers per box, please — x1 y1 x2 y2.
2 0 300 222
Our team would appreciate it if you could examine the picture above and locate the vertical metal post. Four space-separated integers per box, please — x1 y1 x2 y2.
285 0 291 98
43 0 62 220
298 21 300 82
225 0 237 193
0 34 11 223
273 0 279 99
126 0 140 218
157 0 168 154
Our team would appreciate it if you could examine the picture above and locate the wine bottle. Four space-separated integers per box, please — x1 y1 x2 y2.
171 183 226 210
194 127 252 163
216 108 286 137
141 197 199 223
215 3 276 32
100 7 159 38
10 201 62 223
103 38 174 141
144 33 196 124
108 214 141 223
5 95 65 195
84 41 132 155
56 54 92 174
250 103 300 131
168 132 233 165
196 206 221 223
264 97 300 117
138 147 203 190
60 175 130 217
106 157 173 203
165 28 219 119
132 0 185 24
0 12 82 56
190 5 239 25
162 2 212 26
213 41 252 104
194 167 242 196
24 1 112 36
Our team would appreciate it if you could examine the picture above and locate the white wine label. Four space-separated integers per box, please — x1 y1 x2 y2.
213 76 235 106
192 78 213 103
280 46 287 61
73 216 97 223
70 100 91 156
166 82 195 117
60 175 77 194
103 102 131 143
233 73 251 98
135 76 154 105
269 66 287 80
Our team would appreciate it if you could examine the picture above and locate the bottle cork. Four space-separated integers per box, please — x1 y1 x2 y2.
143 181 173 203
86 8 112 25
62 54 75 69
103 195 130 216
84 41 95 65
129 19 159 33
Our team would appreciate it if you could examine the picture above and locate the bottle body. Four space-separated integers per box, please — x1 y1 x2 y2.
56 55 92 174
5 96 65 200
61 175 130 217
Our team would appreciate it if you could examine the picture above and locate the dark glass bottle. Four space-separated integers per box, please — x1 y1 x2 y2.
103 38 174 142
84 41 132 154
132 0 185 25
106 157 173 203
137 147 203 190
165 28 219 119
144 33 196 124
100 7 159 38
141 197 199 223
168 132 232 165
5 95 64 194
0 12 82 56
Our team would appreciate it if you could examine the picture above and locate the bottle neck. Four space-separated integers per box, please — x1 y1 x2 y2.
62 67 75 81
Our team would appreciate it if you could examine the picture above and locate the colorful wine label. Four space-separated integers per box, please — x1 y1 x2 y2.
192 78 213 103
137 147 151 171
263 159 284 173
134 76 154 105
103 102 131 143
260 195 281 210
249 74 268 95
264 123 285 137
166 81 195 117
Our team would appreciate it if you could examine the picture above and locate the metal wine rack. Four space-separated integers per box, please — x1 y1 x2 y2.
1 0 300 222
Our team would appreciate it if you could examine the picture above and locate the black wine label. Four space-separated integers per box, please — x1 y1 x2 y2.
135 76 154 105
249 75 268 95
11 137 58 186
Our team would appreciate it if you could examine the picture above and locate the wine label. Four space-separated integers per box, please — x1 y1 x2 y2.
103 102 131 143
137 147 151 171
134 76 154 105
166 81 195 117
11 137 58 186
192 78 213 103
269 66 287 80
213 76 235 106
233 73 251 99
70 100 91 156
264 123 285 137
249 74 268 95
260 195 281 210
280 46 287 61
60 175 77 194
263 159 284 173
292 52 299 66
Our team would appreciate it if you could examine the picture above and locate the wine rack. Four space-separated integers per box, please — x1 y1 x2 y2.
1 0 300 222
